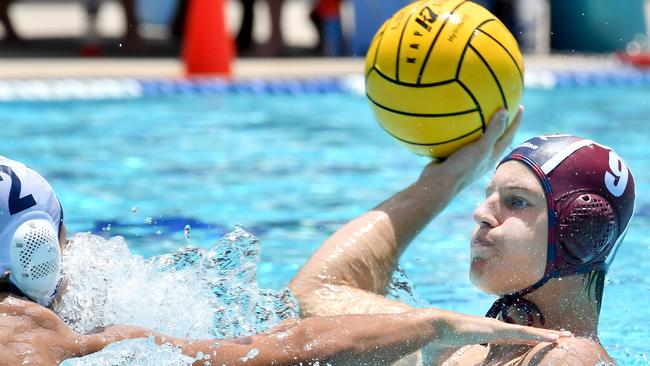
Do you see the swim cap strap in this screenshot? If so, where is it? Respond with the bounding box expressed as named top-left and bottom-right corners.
top-left (6, 280), bottom-right (28, 299)
top-left (486, 295), bottom-right (545, 326)
top-left (485, 274), bottom-right (551, 326)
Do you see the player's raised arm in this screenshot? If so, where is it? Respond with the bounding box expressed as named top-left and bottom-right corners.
top-left (289, 108), bottom-right (522, 318)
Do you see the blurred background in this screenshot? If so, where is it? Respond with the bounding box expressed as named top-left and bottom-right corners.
top-left (0, 0), bottom-right (648, 60)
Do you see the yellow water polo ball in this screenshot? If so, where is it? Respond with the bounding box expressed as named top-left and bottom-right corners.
top-left (364, 0), bottom-right (524, 158)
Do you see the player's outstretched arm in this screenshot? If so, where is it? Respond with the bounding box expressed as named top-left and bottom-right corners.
top-left (91, 308), bottom-right (570, 366)
top-left (2, 293), bottom-right (566, 366)
top-left (289, 108), bottom-right (523, 318)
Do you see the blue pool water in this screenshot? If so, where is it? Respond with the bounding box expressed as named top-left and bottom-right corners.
top-left (1, 85), bottom-right (649, 364)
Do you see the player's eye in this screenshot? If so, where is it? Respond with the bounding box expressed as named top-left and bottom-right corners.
top-left (508, 196), bottom-right (529, 209)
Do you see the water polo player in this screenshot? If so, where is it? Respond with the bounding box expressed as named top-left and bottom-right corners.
top-left (0, 147), bottom-right (569, 365)
top-left (291, 107), bottom-right (635, 365)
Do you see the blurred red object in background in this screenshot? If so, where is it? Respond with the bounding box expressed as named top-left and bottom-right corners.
top-left (183, 0), bottom-right (234, 76)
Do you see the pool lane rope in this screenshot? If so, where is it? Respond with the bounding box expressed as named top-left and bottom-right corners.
top-left (1, 70), bottom-right (650, 102)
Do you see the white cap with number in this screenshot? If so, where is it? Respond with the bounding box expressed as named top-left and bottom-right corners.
top-left (0, 156), bottom-right (63, 306)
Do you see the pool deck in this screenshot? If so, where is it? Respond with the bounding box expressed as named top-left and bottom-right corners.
top-left (0, 54), bottom-right (630, 79)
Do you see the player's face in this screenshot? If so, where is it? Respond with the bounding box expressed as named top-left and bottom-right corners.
top-left (58, 223), bottom-right (67, 251)
top-left (470, 161), bottom-right (548, 295)
top-left (52, 222), bottom-right (68, 305)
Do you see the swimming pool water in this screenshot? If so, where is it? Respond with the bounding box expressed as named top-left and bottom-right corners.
top-left (1, 86), bottom-right (649, 364)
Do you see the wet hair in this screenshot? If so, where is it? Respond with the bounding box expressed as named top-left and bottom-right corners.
top-left (584, 269), bottom-right (606, 315)
top-left (0, 271), bottom-right (10, 292)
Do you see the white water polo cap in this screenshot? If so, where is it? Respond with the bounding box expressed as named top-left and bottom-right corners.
top-left (0, 156), bottom-right (63, 306)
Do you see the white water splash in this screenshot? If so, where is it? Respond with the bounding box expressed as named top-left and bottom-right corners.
top-left (62, 338), bottom-right (195, 366)
top-left (56, 227), bottom-right (299, 365)
top-left (239, 348), bottom-right (260, 362)
top-left (386, 265), bottom-right (430, 308)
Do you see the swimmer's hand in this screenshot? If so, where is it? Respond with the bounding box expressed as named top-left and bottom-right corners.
top-left (431, 308), bottom-right (573, 347)
top-left (420, 106), bottom-right (523, 193)
top-left (0, 295), bottom-right (160, 365)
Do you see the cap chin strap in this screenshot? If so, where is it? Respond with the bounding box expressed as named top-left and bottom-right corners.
top-left (485, 275), bottom-right (550, 326)
top-left (485, 258), bottom-right (610, 327)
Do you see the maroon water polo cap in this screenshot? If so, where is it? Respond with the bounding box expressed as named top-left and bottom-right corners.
top-left (486, 134), bottom-right (636, 325)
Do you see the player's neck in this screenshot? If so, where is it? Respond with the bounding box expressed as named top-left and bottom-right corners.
top-left (520, 276), bottom-right (599, 338)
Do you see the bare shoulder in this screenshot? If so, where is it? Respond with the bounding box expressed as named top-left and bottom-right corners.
top-left (523, 337), bottom-right (616, 366)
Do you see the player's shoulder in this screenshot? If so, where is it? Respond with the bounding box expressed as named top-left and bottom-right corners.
top-left (523, 336), bottom-right (616, 366)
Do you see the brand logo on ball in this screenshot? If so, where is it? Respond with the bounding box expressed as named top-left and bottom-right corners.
top-left (415, 6), bottom-right (438, 32)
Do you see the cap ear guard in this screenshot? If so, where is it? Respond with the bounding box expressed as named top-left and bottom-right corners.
top-left (557, 193), bottom-right (618, 267)
top-left (8, 219), bottom-right (61, 306)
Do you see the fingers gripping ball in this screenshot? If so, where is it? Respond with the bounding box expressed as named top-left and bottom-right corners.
top-left (364, 0), bottom-right (524, 158)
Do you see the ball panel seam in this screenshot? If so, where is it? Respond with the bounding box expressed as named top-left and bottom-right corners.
top-left (365, 21), bottom-right (389, 80)
top-left (379, 122), bottom-right (483, 146)
top-left (476, 20), bottom-right (525, 76)
top-left (366, 69), bottom-right (475, 114)
top-left (456, 79), bottom-right (485, 132)
top-left (468, 44), bottom-right (508, 111)
top-left (395, 11), bottom-right (417, 83)
top-left (456, 18), bottom-right (497, 80)
top-left (368, 66), bottom-right (458, 88)
top-left (368, 23), bottom-right (390, 80)
top-left (417, 0), bottom-right (468, 85)
top-left (367, 93), bottom-right (478, 117)
top-left (476, 28), bottom-right (525, 89)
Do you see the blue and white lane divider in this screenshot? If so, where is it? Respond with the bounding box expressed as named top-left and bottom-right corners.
top-left (525, 69), bottom-right (650, 88)
top-left (0, 79), bottom-right (142, 101)
top-left (0, 69), bottom-right (649, 102)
